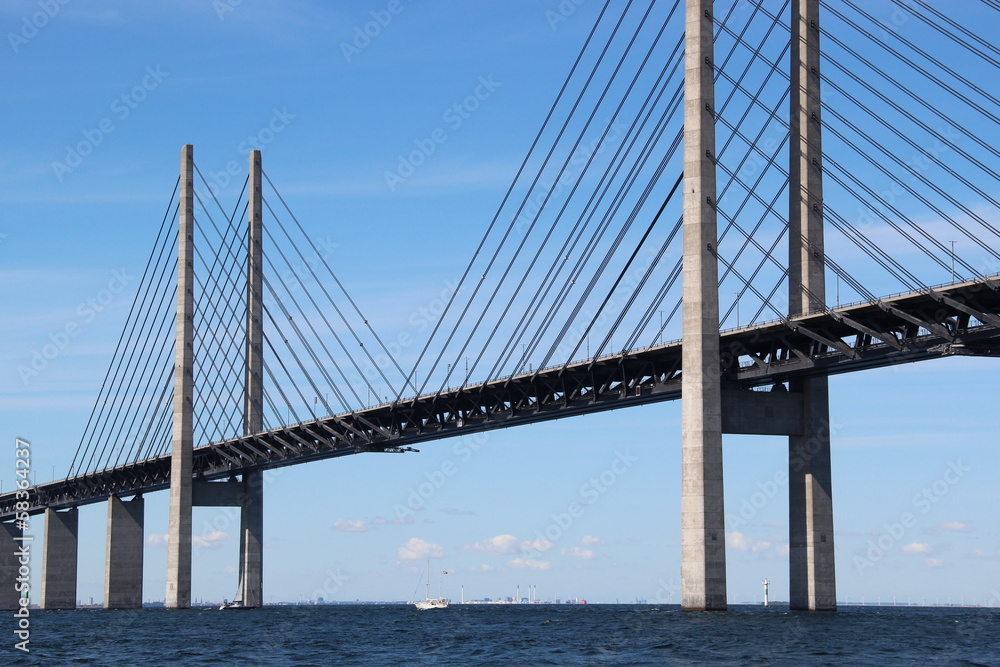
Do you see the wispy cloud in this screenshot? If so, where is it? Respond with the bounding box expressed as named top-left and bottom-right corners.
top-left (194, 531), bottom-right (232, 549)
top-left (507, 557), bottom-right (550, 571)
top-left (372, 516), bottom-right (414, 527)
top-left (921, 558), bottom-right (944, 570)
top-left (146, 530), bottom-right (232, 549)
top-left (728, 531), bottom-right (772, 553)
top-left (469, 564), bottom-right (495, 572)
top-left (464, 534), bottom-right (519, 555)
top-left (562, 547), bottom-right (596, 560)
top-left (332, 518), bottom-right (367, 532)
top-left (928, 522), bottom-right (972, 535)
top-left (463, 534), bottom-right (553, 555)
top-left (441, 508), bottom-right (476, 516)
top-left (580, 535), bottom-right (605, 547)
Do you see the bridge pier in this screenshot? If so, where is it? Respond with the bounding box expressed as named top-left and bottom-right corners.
top-left (789, 379), bottom-right (836, 610)
top-left (680, 0), bottom-right (727, 611)
top-left (237, 471), bottom-right (263, 607)
top-left (788, 0), bottom-right (836, 611)
top-left (192, 475), bottom-right (263, 607)
top-left (41, 507), bottom-right (78, 610)
top-left (0, 522), bottom-right (23, 611)
top-left (105, 496), bottom-right (144, 609)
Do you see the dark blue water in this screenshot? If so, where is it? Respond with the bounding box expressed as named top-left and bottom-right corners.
top-left (6, 604), bottom-right (999, 665)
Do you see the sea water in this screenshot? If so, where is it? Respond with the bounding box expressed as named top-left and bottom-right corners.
top-left (6, 603), bottom-right (998, 665)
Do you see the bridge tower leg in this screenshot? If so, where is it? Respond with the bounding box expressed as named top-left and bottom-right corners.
top-left (788, 0), bottom-right (836, 611)
top-left (40, 507), bottom-right (78, 609)
top-left (104, 496), bottom-right (144, 609)
top-left (0, 522), bottom-right (23, 611)
top-left (681, 0), bottom-right (727, 610)
top-left (166, 144), bottom-right (195, 609)
top-left (238, 149), bottom-right (265, 608)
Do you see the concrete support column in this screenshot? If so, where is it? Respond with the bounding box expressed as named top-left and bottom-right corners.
top-left (166, 144), bottom-right (195, 609)
top-left (41, 508), bottom-right (78, 610)
top-left (237, 149), bottom-right (264, 608)
top-left (105, 496), bottom-right (144, 609)
top-left (0, 522), bottom-right (23, 611)
top-left (789, 0), bottom-right (836, 611)
top-left (238, 471), bottom-right (263, 607)
top-left (789, 378), bottom-right (836, 610)
top-left (681, 0), bottom-right (727, 611)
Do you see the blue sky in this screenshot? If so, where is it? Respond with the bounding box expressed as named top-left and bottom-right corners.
top-left (2, 0), bottom-right (998, 607)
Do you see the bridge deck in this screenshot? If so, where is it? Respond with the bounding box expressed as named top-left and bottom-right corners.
top-left (4, 275), bottom-right (998, 520)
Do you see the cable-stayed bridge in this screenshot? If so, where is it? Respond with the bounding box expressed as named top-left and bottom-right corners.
top-left (2, 0), bottom-right (998, 612)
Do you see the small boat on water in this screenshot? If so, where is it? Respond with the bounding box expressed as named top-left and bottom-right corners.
top-left (219, 599), bottom-right (249, 610)
top-left (412, 560), bottom-right (449, 610)
top-left (220, 572), bottom-right (254, 610)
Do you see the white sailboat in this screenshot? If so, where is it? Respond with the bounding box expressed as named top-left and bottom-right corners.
top-left (412, 560), bottom-right (449, 610)
top-left (220, 565), bottom-right (251, 610)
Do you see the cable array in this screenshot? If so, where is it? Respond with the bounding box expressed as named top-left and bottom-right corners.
top-left (65, 2), bottom-right (1000, 478)
top-left (67, 182), bottom-right (180, 478)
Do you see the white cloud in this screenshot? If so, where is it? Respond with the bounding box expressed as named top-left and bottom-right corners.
top-left (464, 534), bottom-right (519, 554)
top-left (146, 533), bottom-right (167, 547)
top-left (562, 547), bottom-right (596, 560)
top-left (727, 531), bottom-right (772, 553)
top-left (922, 558), bottom-right (944, 569)
top-left (507, 558), bottom-right (551, 571)
top-left (580, 535), bottom-right (606, 547)
top-left (902, 543), bottom-right (931, 555)
top-left (332, 519), bottom-right (368, 532)
top-left (222, 566), bottom-right (238, 575)
top-left (193, 531), bottom-right (232, 549)
top-left (398, 538), bottom-right (445, 560)
top-left (521, 538), bottom-right (554, 553)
